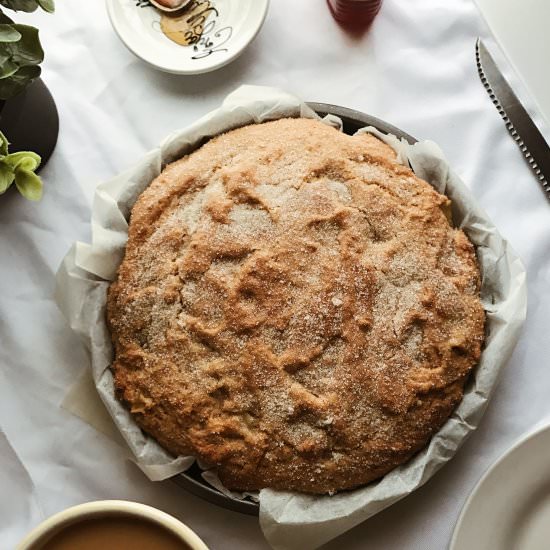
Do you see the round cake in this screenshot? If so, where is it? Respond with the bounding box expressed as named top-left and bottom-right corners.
top-left (107, 118), bottom-right (485, 494)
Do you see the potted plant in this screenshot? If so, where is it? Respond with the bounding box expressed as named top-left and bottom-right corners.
top-left (0, 0), bottom-right (58, 201)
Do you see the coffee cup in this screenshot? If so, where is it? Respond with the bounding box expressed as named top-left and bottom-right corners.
top-left (17, 500), bottom-right (209, 550)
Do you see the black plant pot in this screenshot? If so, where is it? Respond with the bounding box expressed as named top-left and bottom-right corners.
top-left (0, 77), bottom-right (59, 172)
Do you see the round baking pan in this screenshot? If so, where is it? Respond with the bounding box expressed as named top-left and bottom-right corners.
top-left (172, 103), bottom-right (418, 516)
top-left (309, 102), bottom-right (417, 144)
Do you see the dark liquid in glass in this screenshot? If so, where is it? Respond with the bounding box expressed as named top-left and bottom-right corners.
top-left (328, 0), bottom-right (383, 27)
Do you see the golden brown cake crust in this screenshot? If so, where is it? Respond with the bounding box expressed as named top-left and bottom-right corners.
top-left (107, 118), bottom-right (485, 494)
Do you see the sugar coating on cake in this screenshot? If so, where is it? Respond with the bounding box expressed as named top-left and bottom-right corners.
top-left (107, 118), bottom-right (485, 494)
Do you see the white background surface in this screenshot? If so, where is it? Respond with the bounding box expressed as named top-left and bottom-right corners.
top-left (1, 1), bottom-right (550, 549)
top-left (474, 0), bottom-right (550, 127)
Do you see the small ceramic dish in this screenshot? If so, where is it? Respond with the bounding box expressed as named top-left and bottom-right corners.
top-left (106, 0), bottom-right (269, 75)
top-left (451, 424), bottom-right (550, 550)
top-left (17, 500), bottom-right (209, 550)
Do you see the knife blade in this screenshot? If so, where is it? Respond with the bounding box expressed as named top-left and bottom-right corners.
top-left (476, 38), bottom-right (550, 199)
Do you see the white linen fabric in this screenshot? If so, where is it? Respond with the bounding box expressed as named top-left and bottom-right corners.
top-left (2, 1), bottom-right (549, 549)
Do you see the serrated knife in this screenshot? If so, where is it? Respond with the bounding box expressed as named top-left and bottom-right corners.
top-left (476, 38), bottom-right (550, 199)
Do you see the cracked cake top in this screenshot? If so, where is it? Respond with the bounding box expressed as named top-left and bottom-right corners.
top-left (107, 118), bottom-right (485, 494)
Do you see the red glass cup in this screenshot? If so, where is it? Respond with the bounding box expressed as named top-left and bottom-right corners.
top-left (328, 0), bottom-right (383, 27)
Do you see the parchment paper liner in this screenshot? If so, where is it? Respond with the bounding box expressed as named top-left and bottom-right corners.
top-left (56, 85), bottom-right (527, 549)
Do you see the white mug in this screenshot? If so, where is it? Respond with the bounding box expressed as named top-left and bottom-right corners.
top-left (17, 500), bottom-right (209, 550)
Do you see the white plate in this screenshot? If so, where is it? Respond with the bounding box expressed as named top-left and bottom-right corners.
top-left (451, 424), bottom-right (550, 550)
top-left (106, 0), bottom-right (269, 74)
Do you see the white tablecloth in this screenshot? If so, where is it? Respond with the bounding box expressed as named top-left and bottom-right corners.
top-left (2, 1), bottom-right (549, 548)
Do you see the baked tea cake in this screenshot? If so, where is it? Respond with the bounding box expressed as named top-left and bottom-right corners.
top-left (107, 118), bottom-right (485, 494)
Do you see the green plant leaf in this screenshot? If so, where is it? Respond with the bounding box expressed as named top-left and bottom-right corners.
top-left (0, 159), bottom-right (14, 193)
top-left (0, 50), bottom-right (19, 78)
top-left (37, 0), bottom-right (53, 13)
top-left (0, 23), bottom-right (43, 98)
top-left (0, 1), bottom-right (39, 13)
top-left (5, 150), bottom-right (41, 171)
top-left (0, 130), bottom-right (9, 155)
top-left (0, 23), bottom-right (20, 41)
top-left (0, 63), bottom-right (39, 98)
top-left (14, 167), bottom-right (42, 200)
top-left (8, 24), bottom-right (43, 65)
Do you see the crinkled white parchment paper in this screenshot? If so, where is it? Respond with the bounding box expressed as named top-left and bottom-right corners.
top-left (55, 85), bottom-right (527, 550)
